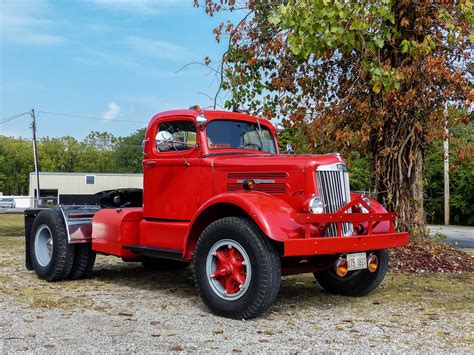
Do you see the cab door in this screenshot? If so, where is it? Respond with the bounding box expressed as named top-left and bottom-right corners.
top-left (143, 116), bottom-right (202, 221)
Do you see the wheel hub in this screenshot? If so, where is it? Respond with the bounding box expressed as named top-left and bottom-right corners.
top-left (34, 225), bottom-right (54, 267)
top-left (206, 239), bottom-right (251, 300)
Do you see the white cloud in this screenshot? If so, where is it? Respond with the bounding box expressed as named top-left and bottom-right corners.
top-left (0, 0), bottom-right (66, 45)
top-left (121, 36), bottom-right (197, 62)
top-left (102, 101), bottom-right (120, 120)
top-left (88, 0), bottom-right (189, 15)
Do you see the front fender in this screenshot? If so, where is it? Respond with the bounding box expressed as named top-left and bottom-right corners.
top-left (351, 193), bottom-right (391, 233)
top-left (183, 192), bottom-right (303, 256)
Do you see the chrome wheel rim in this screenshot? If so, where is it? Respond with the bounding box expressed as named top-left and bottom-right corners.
top-left (34, 225), bottom-right (53, 267)
top-left (206, 239), bottom-right (252, 301)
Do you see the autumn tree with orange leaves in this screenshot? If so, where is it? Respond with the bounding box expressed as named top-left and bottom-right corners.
top-left (196, 0), bottom-right (473, 238)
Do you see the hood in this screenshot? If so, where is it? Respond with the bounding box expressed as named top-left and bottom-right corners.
top-left (208, 153), bottom-right (345, 171)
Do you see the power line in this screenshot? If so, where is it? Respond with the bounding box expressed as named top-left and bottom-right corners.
top-left (0, 111), bottom-right (30, 124)
top-left (38, 110), bottom-right (148, 124)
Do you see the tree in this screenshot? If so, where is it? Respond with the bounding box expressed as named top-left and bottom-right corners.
top-left (79, 132), bottom-right (117, 173)
top-left (113, 128), bottom-right (146, 173)
top-left (197, 0), bottom-right (473, 235)
top-left (0, 137), bottom-right (33, 195)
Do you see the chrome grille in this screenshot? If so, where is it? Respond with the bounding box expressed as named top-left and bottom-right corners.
top-left (315, 164), bottom-right (353, 236)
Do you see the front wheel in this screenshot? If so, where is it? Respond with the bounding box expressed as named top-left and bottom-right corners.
top-left (314, 249), bottom-right (389, 296)
top-left (193, 217), bottom-right (281, 319)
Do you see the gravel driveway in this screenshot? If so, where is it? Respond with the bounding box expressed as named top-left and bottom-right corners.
top-left (1, 235), bottom-right (473, 352)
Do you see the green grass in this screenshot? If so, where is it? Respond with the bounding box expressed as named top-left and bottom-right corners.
top-left (0, 214), bottom-right (24, 237)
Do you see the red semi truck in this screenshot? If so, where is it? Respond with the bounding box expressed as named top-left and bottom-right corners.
top-left (25, 108), bottom-right (409, 319)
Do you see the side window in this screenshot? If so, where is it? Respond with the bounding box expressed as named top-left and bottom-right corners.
top-left (156, 120), bottom-right (197, 152)
top-left (85, 175), bottom-right (95, 184)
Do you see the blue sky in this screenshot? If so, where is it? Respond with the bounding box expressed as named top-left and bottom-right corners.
top-left (0, 0), bottom-right (241, 139)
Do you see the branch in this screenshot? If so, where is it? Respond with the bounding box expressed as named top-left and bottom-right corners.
top-left (213, 9), bottom-right (255, 109)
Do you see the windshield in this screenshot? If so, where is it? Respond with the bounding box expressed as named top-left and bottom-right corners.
top-left (206, 120), bottom-right (276, 153)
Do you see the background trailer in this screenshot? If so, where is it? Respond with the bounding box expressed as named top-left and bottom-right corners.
top-left (29, 172), bottom-right (143, 206)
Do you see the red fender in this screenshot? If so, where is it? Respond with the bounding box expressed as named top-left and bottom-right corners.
top-left (182, 191), bottom-right (303, 259)
top-left (351, 193), bottom-right (391, 233)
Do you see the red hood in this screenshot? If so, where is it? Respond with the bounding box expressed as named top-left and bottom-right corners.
top-left (207, 153), bottom-right (345, 171)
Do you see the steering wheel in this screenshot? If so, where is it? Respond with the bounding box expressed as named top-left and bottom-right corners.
top-left (238, 143), bottom-right (262, 150)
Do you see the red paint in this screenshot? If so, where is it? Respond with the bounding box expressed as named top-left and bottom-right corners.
top-left (212, 246), bottom-right (247, 294)
top-left (92, 208), bottom-right (142, 258)
top-left (91, 109), bottom-right (409, 271)
top-left (139, 219), bottom-right (187, 251)
top-left (284, 232), bottom-right (410, 256)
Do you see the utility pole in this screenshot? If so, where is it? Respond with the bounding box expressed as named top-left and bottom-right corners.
top-left (444, 116), bottom-right (449, 225)
top-left (31, 109), bottom-right (41, 208)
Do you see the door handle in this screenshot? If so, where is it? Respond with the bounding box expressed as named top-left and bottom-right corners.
top-left (144, 161), bottom-right (156, 167)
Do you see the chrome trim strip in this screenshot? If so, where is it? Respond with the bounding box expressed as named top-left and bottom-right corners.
top-left (235, 179), bottom-right (276, 184)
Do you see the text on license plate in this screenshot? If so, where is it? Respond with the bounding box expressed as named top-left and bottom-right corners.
top-left (347, 252), bottom-right (367, 271)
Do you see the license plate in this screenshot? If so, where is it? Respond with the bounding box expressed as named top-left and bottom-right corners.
top-left (347, 252), bottom-right (367, 271)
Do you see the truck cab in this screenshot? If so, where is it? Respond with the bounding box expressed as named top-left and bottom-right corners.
top-left (25, 108), bottom-right (409, 319)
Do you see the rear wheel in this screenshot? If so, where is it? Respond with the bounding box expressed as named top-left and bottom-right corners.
top-left (193, 217), bottom-right (281, 319)
top-left (30, 208), bottom-right (75, 282)
top-left (314, 249), bottom-right (389, 296)
top-left (69, 243), bottom-right (96, 280)
top-left (141, 257), bottom-right (189, 271)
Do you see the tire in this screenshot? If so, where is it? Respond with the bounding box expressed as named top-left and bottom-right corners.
top-left (69, 243), bottom-right (96, 280)
top-left (193, 217), bottom-right (281, 319)
top-left (30, 208), bottom-right (75, 282)
top-left (141, 257), bottom-right (189, 271)
top-left (314, 249), bottom-right (389, 297)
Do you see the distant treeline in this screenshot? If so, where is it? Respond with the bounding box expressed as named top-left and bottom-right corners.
top-left (1, 123), bottom-right (472, 225)
top-left (0, 128), bottom-right (145, 196)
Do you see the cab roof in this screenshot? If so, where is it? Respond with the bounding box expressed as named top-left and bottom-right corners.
top-left (148, 109), bottom-right (274, 129)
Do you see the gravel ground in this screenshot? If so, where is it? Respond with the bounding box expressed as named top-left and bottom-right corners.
top-left (1, 235), bottom-right (473, 352)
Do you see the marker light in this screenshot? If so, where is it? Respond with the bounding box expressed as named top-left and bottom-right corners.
top-left (335, 258), bottom-right (348, 277)
top-left (309, 196), bottom-right (324, 214)
top-left (243, 179), bottom-right (255, 190)
top-left (368, 254), bottom-right (378, 272)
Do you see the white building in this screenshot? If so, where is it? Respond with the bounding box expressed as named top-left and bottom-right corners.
top-left (29, 172), bottom-right (143, 206)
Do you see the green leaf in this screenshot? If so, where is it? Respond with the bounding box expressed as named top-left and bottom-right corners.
top-left (268, 14), bottom-right (281, 25)
top-left (375, 38), bottom-right (385, 48)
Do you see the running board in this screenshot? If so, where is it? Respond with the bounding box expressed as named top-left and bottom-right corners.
top-left (123, 245), bottom-right (183, 261)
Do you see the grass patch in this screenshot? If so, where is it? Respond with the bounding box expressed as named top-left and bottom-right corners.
top-left (0, 214), bottom-right (24, 237)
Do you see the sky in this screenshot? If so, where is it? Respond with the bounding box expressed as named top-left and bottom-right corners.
top-left (0, 0), bottom-right (242, 139)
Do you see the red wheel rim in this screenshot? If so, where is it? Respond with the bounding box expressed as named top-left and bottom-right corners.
top-left (206, 239), bottom-right (251, 300)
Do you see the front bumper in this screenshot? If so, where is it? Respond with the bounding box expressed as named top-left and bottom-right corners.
top-left (283, 196), bottom-right (409, 257)
top-left (284, 231), bottom-right (409, 257)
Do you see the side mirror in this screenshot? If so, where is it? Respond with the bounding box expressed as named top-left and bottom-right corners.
top-left (196, 113), bottom-right (208, 128)
top-left (155, 130), bottom-right (173, 152)
top-left (274, 123), bottom-right (285, 134)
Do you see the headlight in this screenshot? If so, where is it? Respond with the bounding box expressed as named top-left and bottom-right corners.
top-left (360, 197), bottom-right (372, 213)
top-left (309, 196), bottom-right (324, 214)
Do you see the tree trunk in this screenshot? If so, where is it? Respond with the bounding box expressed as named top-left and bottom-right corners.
top-left (372, 126), bottom-right (426, 237)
